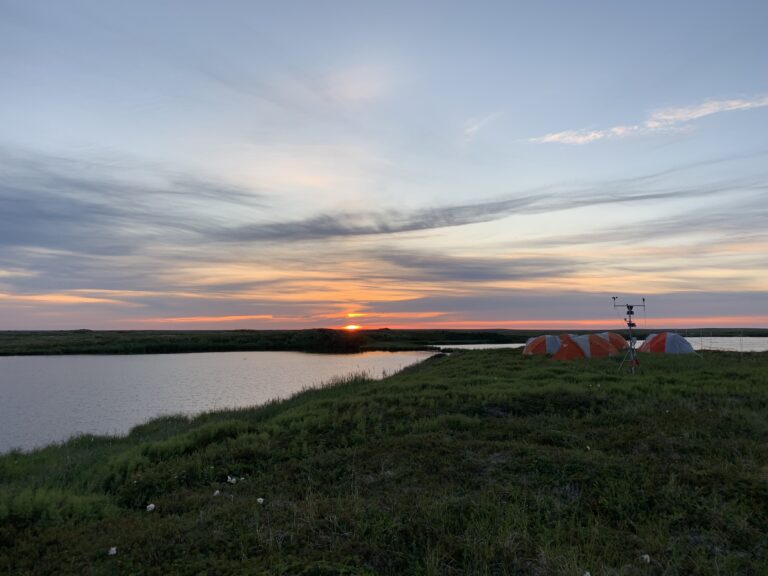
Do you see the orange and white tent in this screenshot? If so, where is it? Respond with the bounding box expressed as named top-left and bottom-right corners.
top-left (551, 334), bottom-right (586, 361)
top-left (551, 333), bottom-right (621, 361)
top-left (525, 333), bottom-right (623, 360)
top-left (595, 332), bottom-right (629, 351)
top-left (638, 332), bottom-right (695, 354)
top-left (523, 334), bottom-right (563, 356)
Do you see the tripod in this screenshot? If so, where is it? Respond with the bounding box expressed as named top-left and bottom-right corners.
top-left (613, 297), bottom-right (645, 374)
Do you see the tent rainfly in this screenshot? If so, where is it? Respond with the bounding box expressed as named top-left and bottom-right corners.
top-left (552, 333), bottom-right (621, 361)
top-left (638, 332), bottom-right (695, 354)
top-left (595, 331), bottom-right (629, 351)
top-left (523, 334), bottom-right (563, 356)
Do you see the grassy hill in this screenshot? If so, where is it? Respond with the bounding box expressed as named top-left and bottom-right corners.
top-left (2, 349), bottom-right (767, 574)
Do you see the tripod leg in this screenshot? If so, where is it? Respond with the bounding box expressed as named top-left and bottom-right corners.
top-left (619, 345), bottom-right (640, 374)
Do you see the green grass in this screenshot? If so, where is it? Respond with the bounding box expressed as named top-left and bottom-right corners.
top-left (2, 350), bottom-right (767, 575)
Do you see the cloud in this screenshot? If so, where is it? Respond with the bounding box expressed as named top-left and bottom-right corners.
top-left (133, 314), bottom-right (275, 324)
top-left (528, 187), bottom-right (768, 247)
top-left (377, 251), bottom-right (577, 283)
top-left (531, 96), bottom-right (768, 145)
top-left (369, 289), bottom-right (768, 323)
top-left (463, 113), bottom-right (500, 139)
top-left (0, 291), bottom-right (137, 306)
top-left (1, 147), bottom-right (764, 330)
top-left (216, 199), bottom-right (535, 242)
top-left (322, 67), bottom-right (391, 104)
top-left (0, 147), bottom-right (266, 254)
top-left (4, 147), bottom-right (760, 258)
top-left (216, 178), bottom-right (743, 242)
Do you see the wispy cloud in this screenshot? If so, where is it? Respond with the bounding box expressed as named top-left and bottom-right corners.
top-left (370, 289), bottom-right (768, 322)
top-left (463, 113), bottom-right (500, 140)
top-left (0, 147), bottom-right (266, 255)
top-left (527, 188), bottom-right (768, 248)
top-left (133, 314), bottom-right (275, 324)
top-left (216, 179), bottom-right (744, 242)
top-left (2, 147), bottom-right (765, 329)
top-left (377, 250), bottom-right (577, 283)
top-left (0, 291), bottom-right (138, 306)
top-left (322, 67), bottom-right (391, 104)
top-left (531, 96), bottom-right (768, 145)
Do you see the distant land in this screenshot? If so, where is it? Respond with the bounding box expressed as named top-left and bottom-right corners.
top-left (1, 328), bottom-right (767, 356)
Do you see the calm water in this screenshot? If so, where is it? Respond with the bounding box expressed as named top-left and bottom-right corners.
top-left (0, 350), bottom-right (433, 453)
top-left (438, 343), bottom-right (526, 350)
top-left (685, 336), bottom-right (768, 352)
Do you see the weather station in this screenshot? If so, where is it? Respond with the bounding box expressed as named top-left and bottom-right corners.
top-left (612, 296), bottom-right (646, 374)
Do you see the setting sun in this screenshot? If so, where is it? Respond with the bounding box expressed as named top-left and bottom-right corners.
top-left (343, 324), bottom-right (362, 331)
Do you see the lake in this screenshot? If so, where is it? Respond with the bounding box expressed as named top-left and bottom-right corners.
top-left (0, 350), bottom-right (433, 453)
top-left (438, 343), bottom-right (526, 350)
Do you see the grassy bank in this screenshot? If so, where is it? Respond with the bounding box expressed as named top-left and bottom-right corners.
top-left (2, 328), bottom-right (767, 356)
top-left (2, 349), bottom-right (767, 574)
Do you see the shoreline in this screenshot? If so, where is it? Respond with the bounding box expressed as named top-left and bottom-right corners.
top-left (2, 349), bottom-right (767, 573)
top-left (2, 327), bottom-right (767, 356)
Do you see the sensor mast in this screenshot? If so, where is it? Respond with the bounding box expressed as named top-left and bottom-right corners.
top-left (612, 296), bottom-right (646, 374)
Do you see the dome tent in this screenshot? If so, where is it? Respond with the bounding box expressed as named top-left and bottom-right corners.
top-left (574, 334), bottom-right (621, 358)
top-left (595, 332), bottom-right (629, 351)
top-left (638, 332), bottom-right (695, 354)
top-left (523, 334), bottom-right (562, 356)
top-left (552, 334), bottom-right (619, 360)
top-left (551, 333), bottom-right (620, 361)
top-left (524, 333), bottom-right (623, 360)
top-left (551, 334), bottom-right (585, 361)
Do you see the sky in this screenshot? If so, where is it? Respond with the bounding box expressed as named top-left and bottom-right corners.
top-left (1, 0), bottom-right (767, 330)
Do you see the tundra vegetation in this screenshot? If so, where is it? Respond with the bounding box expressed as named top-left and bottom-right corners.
top-left (1, 328), bottom-right (766, 356)
top-left (1, 349), bottom-right (767, 575)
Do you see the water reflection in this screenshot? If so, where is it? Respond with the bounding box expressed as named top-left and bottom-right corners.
top-left (0, 350), bottom-right (433, 453)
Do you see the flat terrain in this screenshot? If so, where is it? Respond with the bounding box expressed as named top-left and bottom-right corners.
top-left (2, 328), bottom-right (766, 356)
top-left (0, 329), bottom-right (520, 355)
top-left (2, 349), bottom-right (767, 574)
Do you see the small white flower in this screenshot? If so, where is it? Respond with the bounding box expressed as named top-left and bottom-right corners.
top-left (227, 475), bottom-right (237, 484)
top-left (640, 553), bottom-right (651, 563)
top-left (256, 497), bottom-right (264, 505)
top-left (108, 546), bottom-right (117, 556)
top-left (146, 503), bottom-right (156, 512)
top-left (586, 445), bottom-right (591, 451)
top-left (240, 476), bottom-right (245, 481)
top-left (583, 572), bottom-right (591, 576)
top-left (213, 490), bottom-right (220, 497)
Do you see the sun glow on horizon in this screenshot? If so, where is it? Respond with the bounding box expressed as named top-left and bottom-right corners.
top-left (343, 324), bottom-right (362, 331)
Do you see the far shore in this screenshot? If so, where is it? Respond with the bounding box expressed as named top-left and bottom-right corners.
top-left (1, 327), bottom-right (767, 356)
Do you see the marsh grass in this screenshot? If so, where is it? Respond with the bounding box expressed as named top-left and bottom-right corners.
top-left (1, 350), bottom-right (767, 574)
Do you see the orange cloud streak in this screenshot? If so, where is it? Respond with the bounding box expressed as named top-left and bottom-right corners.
top-left (134, 314), bottom-right (274, 324)
top-left (0, 292), bottom-right (135, 306)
